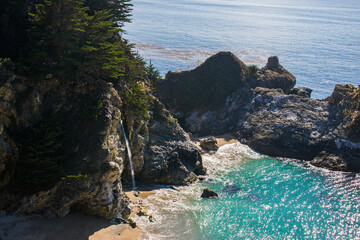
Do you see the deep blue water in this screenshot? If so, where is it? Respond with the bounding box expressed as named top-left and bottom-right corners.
top-left (124, 0), bottom-right (360, 99)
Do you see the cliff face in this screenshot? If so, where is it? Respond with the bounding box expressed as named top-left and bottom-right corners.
top-left (0, 70), bottom-right (204, 218)
top-left (156, 52), bottom-right (360, 172)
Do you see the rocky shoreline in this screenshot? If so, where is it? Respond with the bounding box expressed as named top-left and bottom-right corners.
top-left (157, 52), bottom-right (360, 172)
top-left (0, 136), bottom-right (235, 240)
top-left (1, 50), bottom-right (359, 239)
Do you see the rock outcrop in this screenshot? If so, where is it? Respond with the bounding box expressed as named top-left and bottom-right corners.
top-left (250, 56), bottom-right (296, 93)
top-left (0, 69), bottom-right (204, 217)
top-left (156, 52), bottom-right (296, 136)
top-left (156, 51), bottom-right (250, 121)
top-left (157, 52), bottom-right (360, 172)
top-left (201, 188), bottom-right (219, 199)
top-left (199, 137), bottom-right (219, 151)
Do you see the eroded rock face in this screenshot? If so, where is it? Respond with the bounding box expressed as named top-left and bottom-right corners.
top-left (0, 72), bottom-right (205, 217)
top-left (237, 87), bottom-right (331, 160)
top-left (200, 137), bottom-right (219, 151)
top-left (251, 56), bottom-right (296, 93)
top-left (156, 54), bottom-right (297, 136)
top-left (0, 77), bottom-right (131, 218)
top-left (140, 99), bottom-right (205, 185)
top-left (236, 85), bottom-right (360, 172)
top-left (157, 52), bottom-right (360, 172)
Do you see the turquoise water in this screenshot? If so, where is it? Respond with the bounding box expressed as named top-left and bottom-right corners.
top-left (125, 1), bottom-right (360, 238)
top-left (124, 0), bottom-right (360, 99)
top-left (196, 158), bottom-right (360, 239)
top-left (134, 143), bottom-right (360, 239)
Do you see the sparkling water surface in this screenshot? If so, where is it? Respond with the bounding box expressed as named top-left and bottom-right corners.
top-left (124, 0), bottom-right (360, 99)
top-left (134, 143), bottom-right (360, 239)
top-left (125, 1), bottom-right (360, 238)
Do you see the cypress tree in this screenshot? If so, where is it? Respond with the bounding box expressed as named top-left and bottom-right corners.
top-left (28, 0), bottom-right (125, 81)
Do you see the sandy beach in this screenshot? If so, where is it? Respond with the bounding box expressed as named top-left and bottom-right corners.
top-left (193, 133), bottom-right (238, 148)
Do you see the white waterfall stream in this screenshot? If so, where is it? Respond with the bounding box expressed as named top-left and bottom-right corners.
top-left (120, 119), bottom-right (136, 190)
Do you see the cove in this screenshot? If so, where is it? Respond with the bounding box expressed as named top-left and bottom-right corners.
top-left (134, 143), bottom-right (360, 239)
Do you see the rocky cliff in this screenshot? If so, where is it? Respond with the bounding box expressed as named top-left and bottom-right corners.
top-left (0, 66), bottom-right (205, 218)
top-left (156, 52), bottom-right (360, 172)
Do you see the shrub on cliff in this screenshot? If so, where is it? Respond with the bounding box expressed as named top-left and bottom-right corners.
top-left (247, 64), bottom-right (259, 78)
top-left (13, 114), bottom-right (69, 194)
top-left (124, 82), bottom-right (152, 120)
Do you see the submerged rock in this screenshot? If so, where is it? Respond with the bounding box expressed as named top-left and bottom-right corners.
top-left (246, 193), bottom-right (260, 201)
top-left (201, 188), bottom-right (219, 199)
top-left (222, 184), bottom-right (241, 194)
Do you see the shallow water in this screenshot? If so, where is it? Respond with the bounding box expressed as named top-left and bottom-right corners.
top-left (124, 0), bottom-right (360, 99)
top-left (133, 143), bottom-right (360, 239)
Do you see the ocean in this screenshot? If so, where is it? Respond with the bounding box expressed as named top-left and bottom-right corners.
top-left (124, 0), bottom-right (360, 239)
top-left (124, 0), bottom-right (360, 99)
top-left (133, 143), bottom-right (360, 239)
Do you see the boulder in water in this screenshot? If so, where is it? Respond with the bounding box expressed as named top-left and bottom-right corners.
top-left (201, 188), bottom-right (219, 199)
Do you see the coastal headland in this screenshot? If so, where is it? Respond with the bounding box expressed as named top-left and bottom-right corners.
top-left (1, 51), bottom-right (359, 239)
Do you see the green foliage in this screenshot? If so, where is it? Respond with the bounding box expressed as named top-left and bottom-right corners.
top-left (146, 61), bottom-right (162, 91)
top-left (247, 64), bottom-right (259, 78)
top-left (124, 82), bottom-right (151, 119)
top-left (61, 174), bottom-right (88, 185)
top-left (80, 96), bottom-right (103, 120)
top-left (85, 0), bottom-right (132, 29)
top-left (14, 114), bottom-right (68, 193)
top-left (28, 0), bottom-right (125, 81)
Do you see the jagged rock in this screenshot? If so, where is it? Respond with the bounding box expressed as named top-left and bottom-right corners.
top-left (266, 56), bottom-right (280, 70)
top-left (201, 188), bottom-right (219, 199)
top-left (157, 52), bottom-right (360, 172)
top-left (157, 51), bottom-right (250, 121)
top-left (237, 87), bottom-right (331, 160)
top-left (199, 137), bottom-right (219, 150)
top-left (289, 87), bottom-right (312, 98)
top-left (139, 99), bottom-right (206, 185)
top-left (156, 53), bottom-right (297, 136)
top-left (327, 84), bottom-right (356, 105)
top-left (311, 151), bottom-right (347, 171)
top-left (236, 85), bottom-right (360, 171)
top-left (252, 56), bottom-right (296, 93)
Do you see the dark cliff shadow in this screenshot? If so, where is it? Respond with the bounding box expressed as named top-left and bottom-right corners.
top-left (0, 211), bottom-right (113, 240)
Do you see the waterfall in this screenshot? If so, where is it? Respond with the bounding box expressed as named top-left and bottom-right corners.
top-left (120, 119), bottom-right (136, 190)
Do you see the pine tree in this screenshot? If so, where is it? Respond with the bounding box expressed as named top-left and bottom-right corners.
top-left (29, 0), bottom-right (125, 81)
top-left (84, 0), bottom-right (132, 29)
